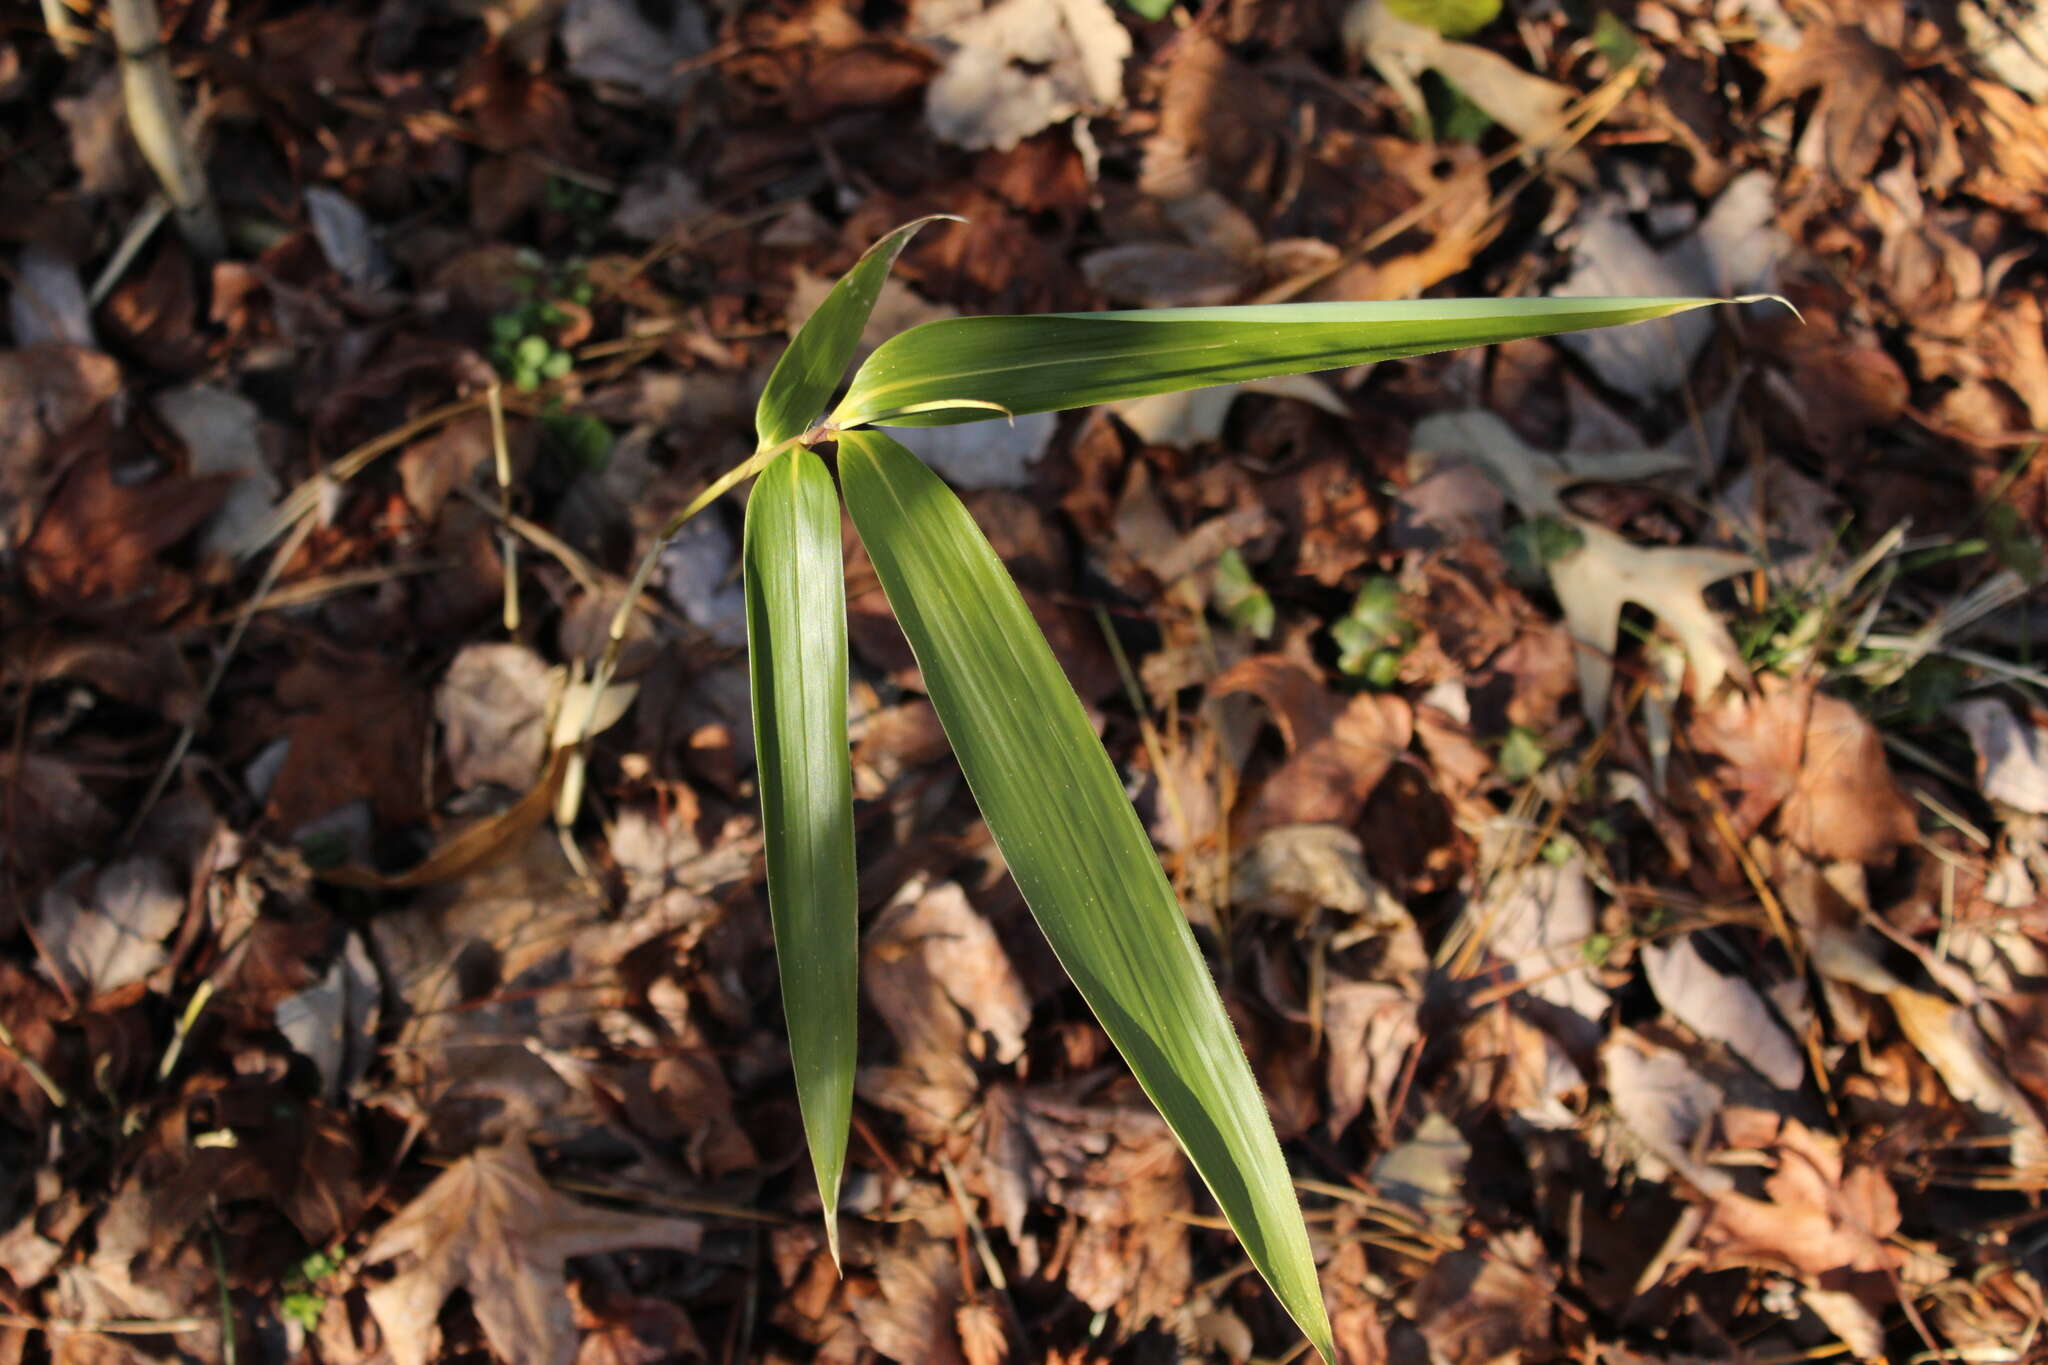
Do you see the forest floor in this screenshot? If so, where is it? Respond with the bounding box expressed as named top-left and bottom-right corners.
top-left (4, 0), bottom-right (2048, 1362)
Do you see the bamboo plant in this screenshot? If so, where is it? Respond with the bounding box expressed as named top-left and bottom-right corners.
top-left (726, 217), bottom-right (1735, 1361)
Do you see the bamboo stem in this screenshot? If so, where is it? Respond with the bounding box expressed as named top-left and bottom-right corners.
top-left (106, 0), bottom-right (223, 259)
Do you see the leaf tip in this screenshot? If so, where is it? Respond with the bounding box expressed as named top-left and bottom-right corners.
top-left (1730, 292), bottom-right (1802, 323)
top-left (822, 1209), bottom-right (844, 1275)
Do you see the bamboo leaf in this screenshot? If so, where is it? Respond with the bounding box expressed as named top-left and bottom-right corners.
top-left (743, 447), bottom-right (858, 1265)
top-left (754, 216), bottom-right (957, 446)
top-left (836, 428), bottom-right (1335, 1361)
top-left (833, 296), bottom-right (1734, 427)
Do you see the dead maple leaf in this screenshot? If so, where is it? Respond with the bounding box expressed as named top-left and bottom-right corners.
top-left (1212, 655), bottom-right (1411, 838)
top-left (362, 1139), bottom-right (701, 1365)
top-left (1699, 1112), bottom-right (1901, 1281)
top-left (1693, 677), bottom-right (1918, 865)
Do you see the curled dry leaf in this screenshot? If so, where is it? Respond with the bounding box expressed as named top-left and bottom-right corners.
top-left (362, 1139), bottom-right (702, 1365)
top-left (1322, 978), bottom-right (1421, 1137)
top-left (979, 1087), bottom-right (1193, 1331)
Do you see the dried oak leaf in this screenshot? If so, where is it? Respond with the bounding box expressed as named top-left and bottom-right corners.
top-left (1699, 1111), bottom-right (1901, 1280)
top-left (1212, 655), bottom-right (1411, 838)
top-left (1692, 677), bottom-right (1918, 865)
top-left (362, 1139), bottom-right (701, 1365)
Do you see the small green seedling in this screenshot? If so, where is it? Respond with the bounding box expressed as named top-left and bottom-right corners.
top-left (1331, 574), bottom-right (1416, 685)
top-left (279, 1246), bottom-right (341, 1333)
top-left (1388, 0), bottom-right (1501, 37)
top-left (488, 262), bottom-right (594, 391)
top-left (1499, 724), bottom-right (1549, 783)
top-left (543, 176), bottom-right (611, 250)
top-left (1213, 548), bottom-right (1276, 639)
top-left (583, 216), bottom-right (1743, 1360)
top-left (1504, 513), bottom-right (1588, 590)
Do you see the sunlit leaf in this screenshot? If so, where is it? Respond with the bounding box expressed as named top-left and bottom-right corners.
top-left (743, 447), bottom-right (858, 1264)
top-left (837, 427), bottom-right (1335, 1361)
top-left (755, 215), bottom-right (956, 447)
top-left (834, 296), bottom-right (1730, 428)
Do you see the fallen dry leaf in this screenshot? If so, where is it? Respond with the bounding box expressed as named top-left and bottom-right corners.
top-left (1952, 696), bottom-right (2048, 816)
top-left (1323, 978), bottom-right (1421, 1137)
top-left (1641, 934), bottom-right (1806, 1090)
top-left (848, 1238), bottom-right (966, 1365)
top-left (1756, 11), bottom-right (1958, 189)
top-left (36, 856), bottom-right (183, 1000)
top-left (918, 0), bottom-right (1129, 152)
top-left (19, 447), bottom-right (228, 620)
top-left (363, 1139), bottom-right (701, 1365)
top-left (1410, 1227), bottom-right (1558, 1365)
top-left (863, 879), bottom-right (1032, 1128)
top-left (1545, 521), bottom-right (1752, 727)
top-left (1699, 1112), bottom-right (1901, 1280)
top-left (1693, 678), bottom-right (1919, 865)
top-left (1212, 655), bottom-right (1412, 838)
top-left (437, 643), bottom-right (555, 792)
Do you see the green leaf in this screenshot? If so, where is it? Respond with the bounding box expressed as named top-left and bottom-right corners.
top-left (1121, 0), bottom-right (1176, 15)
top-left (837, 429), bottom-right (1334, 1362)
top-left (754, 216), bottom-right (957, 447)
top-left (1387, 0), bottom-right (1501, 37)
top-left (743, 447), bottom-right (859, 1266)
top-left (834, 297), bottom-right (1730, 429)
top-left (1213, 547), bottom-right (1275, 639)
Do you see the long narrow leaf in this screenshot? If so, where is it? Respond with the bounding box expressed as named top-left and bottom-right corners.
top-left (833, 296), bottom-right (1728, 427)
top-left (754, 215), bottom-right (956, 446)
top-left (837, 428), bottom-right (1335, 1361)
top-left (743, 447), bottom-right (858, 1265)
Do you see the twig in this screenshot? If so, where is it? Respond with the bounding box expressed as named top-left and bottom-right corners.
top-left (88, 193), bottom-right (171, 306)
top-left (0, 1017), bottom-right (67, 1109)
top-left (107, 0), bottom-right (223, 258)
top-left (40, 0), bottom-right (88, 57)
top-left (125, 514), bottom-right (315, 841)
top-left (486, 382), bottom-right (520, 633)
